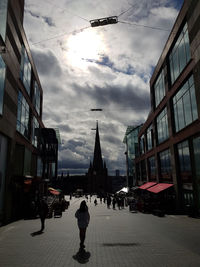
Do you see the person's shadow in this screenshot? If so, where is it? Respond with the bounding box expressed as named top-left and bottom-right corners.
top-left (30, 230), bottom-right (44, 237)
top-left (73, 247), bottom-right (91, 264)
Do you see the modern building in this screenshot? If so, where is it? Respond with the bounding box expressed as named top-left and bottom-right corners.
top-left (87, 121), bottom-right (109, 194)
top-left (123, 125), bottom-right (142, 189)
top-left (135, 0), bottom-right (200, 214)
top-left (0, 0), bottom-right (58, 225)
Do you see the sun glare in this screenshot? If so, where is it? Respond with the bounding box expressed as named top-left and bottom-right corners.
top-left (65, 30), bottom-right (106, 68)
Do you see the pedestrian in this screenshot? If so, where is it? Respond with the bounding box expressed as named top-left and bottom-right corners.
top-left (94, 198), bottom-right (97, 206)
top-left (38, 198), bottom-right (49, 232)
top-left (75, 200), bottom-right (90, 249)
top-left (112, 197), bottom-right (116, 209)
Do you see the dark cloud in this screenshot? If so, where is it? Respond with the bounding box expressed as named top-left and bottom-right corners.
top-left (31, 49), bottom-right (63, 77)
top-left (42, 16), bottom-right (55, 27)
top-left (60, 158), bottom-right (89, 169)
top-left (73, 83), bottom-right (150, 112)
top-left (103, 135), bottom-right (122, 145)
top-left (58, 124), bottom-right (73, 133)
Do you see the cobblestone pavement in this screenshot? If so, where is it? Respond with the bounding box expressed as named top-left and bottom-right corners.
top-left (0, 196), bottom-right (200, 267)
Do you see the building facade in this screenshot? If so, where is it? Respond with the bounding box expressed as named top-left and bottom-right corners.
top-left (135, 0), bottom-right (200, 214)
top-left (123, 125), bottom-right (142, 189)
top-left (0, 0), bottom-right (58, 224)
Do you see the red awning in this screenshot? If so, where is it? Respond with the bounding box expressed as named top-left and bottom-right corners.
top-left (139, 182), bottom-right (157, 190)
top-left (147, 183), bottom-right (173, 193)
top-left (49, 189), bottom-right (60, 195)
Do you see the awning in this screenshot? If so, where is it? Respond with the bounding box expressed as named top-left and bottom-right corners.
top-left (139, 182), bottom-right (157, 190)
top-left (48, 187), bottom-right (61, 195)
top-left (147, 183), bottom-right (173, 193)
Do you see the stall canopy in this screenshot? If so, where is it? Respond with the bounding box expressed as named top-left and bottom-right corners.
top-left (139, 182), bottom-right (157, 190)
top-left (147, 183), bottom-right (173, 193)
top-left (48, 187), bottom-right (61, 195)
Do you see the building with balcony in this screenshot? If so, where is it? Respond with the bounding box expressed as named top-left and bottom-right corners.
top-left (135, 0), bottom-right (200, 214)
top-left (0, 0), bottom-right (58, 224)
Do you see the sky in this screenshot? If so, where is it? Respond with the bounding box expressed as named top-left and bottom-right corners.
top-left (23, 0), bottom-right (184, 176)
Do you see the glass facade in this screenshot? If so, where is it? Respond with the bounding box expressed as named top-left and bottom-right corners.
top-left (154, 69), bottom-right (165, 107)
top-left (159, 149), bottom-right (171, 175)
top-left (148, 156), bottom-right (156, 178)
top-left (141, 160), bottom-right (146, 180)
top-left (139, 134), bottom-right (145, 154)
top-left (37, 157), bottom-right (43, 177)
top-left (33, 80), bottom-right (41, 115)
top-left (169, 23), bottom-right (191, 84)
top-left (0, 0), bottom-right (8, 41)
top-left (0, 56), bottom-right (6, 115)
top-left (177, 140), bottom-right (191, 173)
top-left (156, 107), bottom-right (169, 144)
top-left (173, 75), bottom-right (198, 132)
top-left (20, 45), bottom-right (31, 95)
top-left (146, 124), bottom-right (153, 151)
top-left (32, 117), bottom-right (39, 147)
top-left (17, 91), bottom-right (30, 139)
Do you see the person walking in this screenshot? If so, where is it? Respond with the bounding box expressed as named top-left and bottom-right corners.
top-left (38, 198), bottom-right (49, 232)
top-left (75, 200), bottom-right (90, 249)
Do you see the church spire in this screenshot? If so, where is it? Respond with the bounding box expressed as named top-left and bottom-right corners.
top-left (93, 121), bottom-right (103, 173)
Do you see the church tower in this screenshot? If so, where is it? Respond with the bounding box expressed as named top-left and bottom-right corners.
top-left (87, 121), bottom-right (108, 194)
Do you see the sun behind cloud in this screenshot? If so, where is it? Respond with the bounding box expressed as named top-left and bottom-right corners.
top-left (65, 29), bottom-right (106, 68)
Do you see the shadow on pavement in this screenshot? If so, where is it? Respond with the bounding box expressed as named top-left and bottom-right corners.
top-left (30, 230), bottom-right (44, 237)
top-left (73, 248), bottom-right (91, 264)
top-left (102, 242), bottom-right (140, 247)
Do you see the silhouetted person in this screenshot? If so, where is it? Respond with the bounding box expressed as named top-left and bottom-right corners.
top-left (107, 195), bottom-right (111, 208)
top-left (94, 199), bottom-right (97, 206)
top-left (112, 197), bottom-right (116, 209)
top-left (38, 198), bottom-right (49, 232)
top-left (75, 201), bottom-right (90, 249)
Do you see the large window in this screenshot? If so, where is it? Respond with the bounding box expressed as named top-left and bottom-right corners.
top-left (32, 117), bottom-right (39, 147)
top-left (154, 69), bottom-right (165, 107)
top-left (177, 140), bottom-right (191, 172)
top-left (20, 45), bottom-right (31, 95)
top-left (148, 156), bottom-right (156, 179)
top-left (0, 0), bottom-right (8, 41)
top-left (139, 134), bottom-right (145, 155)
top-left (156, 107), bottom-right (169, 144)
top-left (169, 23), bottom-right (191, 84)
top-left (17, 91), bottom-right (30, 139)
top-left (33, 80), bottom-right (41, 115)
top-left (173, 75), bottom-right (198, 132)
top-left (146, 124), bottom-right (153, 151)
top-left (159, 149), bottom-right (171, 175)
top-left (0, 56), bottom-right (6, 115)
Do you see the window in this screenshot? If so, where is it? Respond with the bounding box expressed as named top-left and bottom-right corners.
top-left (139, 134), bottom-right (145, 154)
top-left (146, 124), bottom-right (153, 151)
top-left (173, 76), bottom-right (198, 132)
top-left (177, 140), bottom-right (191, 172)
top-left (148, 156), bottom-right (156, 178)
top-left (20, 45), bottom-right (31, 95)
top-left (17, 91), bottom-right (30, 139)
top-left (154, 69), bottom-right (165, 107)
top-left (156, 107), bottom-right (169, 144)
top-left (159, 149), bottom-right (171, 175)
top-left (33, 80), bottom-right (41, 115)
top-left (141, 160), bottom-right (146, 180)
top-left (37, 157), bottom-right (43, 177)
top-left (32, 117), bottom-right (39, 147)
top-left (169, 23), bottom-right (191, 84)
top-left (0, 56), bottom-right (6, 115)
top-left (0, 0), bottom-right (8, 41)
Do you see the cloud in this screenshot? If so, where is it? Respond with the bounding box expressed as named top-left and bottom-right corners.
top-left (24, 0), bottom-right (182, 176)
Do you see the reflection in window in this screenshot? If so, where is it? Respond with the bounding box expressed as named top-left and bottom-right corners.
top-left (159, 149), bottom-right (171, 175)
top-left (37, 157), bottom-right (43, 177)
top-left (20, 45), bottom-right (31, 95)
top-left (0, 56), bottom-right (6, 115)
top-left (0, 0), bottom-right (8, 41)
top-left (154, 69), bottom-right (165, 107)
top-left (33, 80), bottom-right (41, 115)
top-left (139, 134), bottom-right (145, 154)
top-left (147, 124), bottom-right (153, 151)
top-left (177, 140), bottom-right (191, 172)
top-left (173, 76), bottom-right (198, 132)
top-left (169, 23), bottom-right (191, 84)
top-left (148, 156), bottom-right (156, 178)
top-left (17, 91), bottom-right (30, 139)
top-left (156, 107), bottom-right (169, 144)
top-left (32, 117), bottom-right (39, 147)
